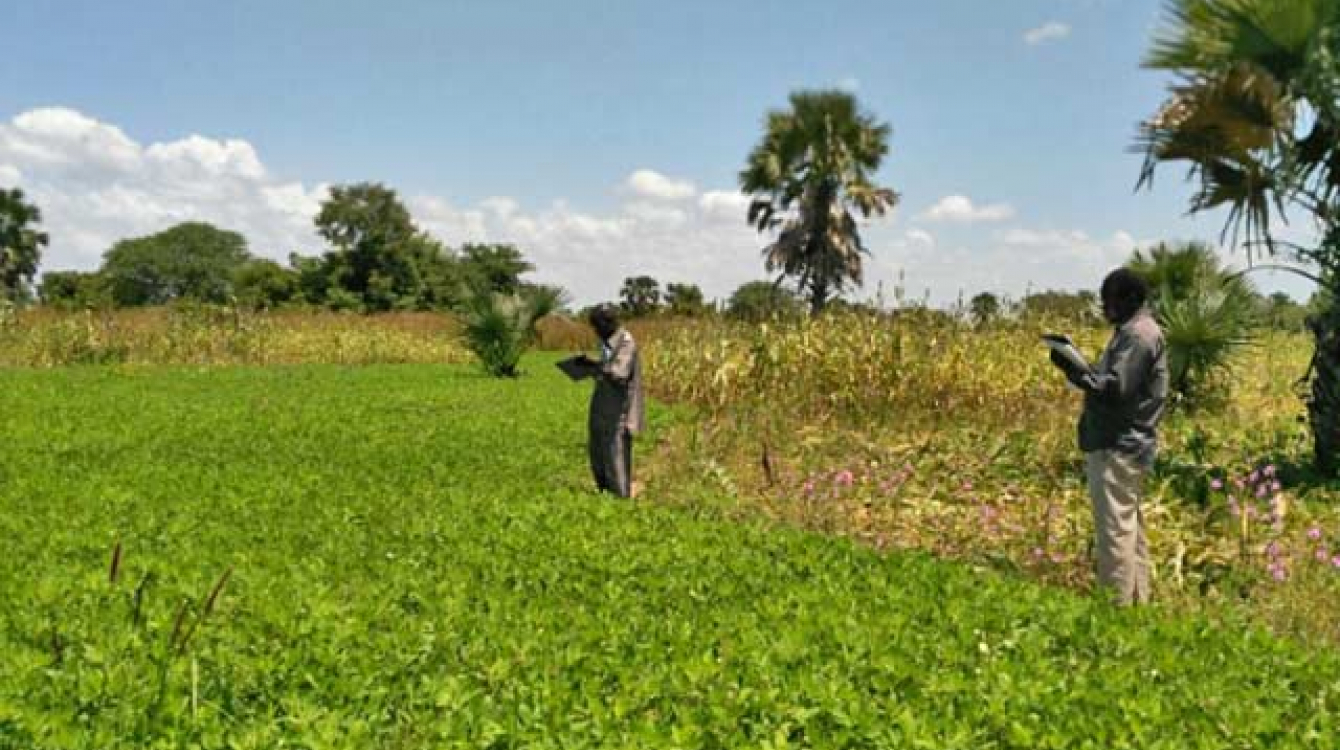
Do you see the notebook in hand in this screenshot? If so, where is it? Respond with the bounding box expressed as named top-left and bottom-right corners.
top-left (1041, 333), bottom-right (1091, 374)
top-left (556, 355), bottom-right (596, 381)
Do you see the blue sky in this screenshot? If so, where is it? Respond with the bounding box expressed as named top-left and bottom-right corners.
top-left (0, 0), bottom-right (1313, 304)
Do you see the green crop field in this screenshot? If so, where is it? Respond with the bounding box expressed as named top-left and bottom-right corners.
top-left (2, 360), bottom-right (1339, 748)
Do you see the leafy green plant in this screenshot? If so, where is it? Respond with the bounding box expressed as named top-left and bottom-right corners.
top-left (460, 286), bottom-right (561, 377)
top-left (4, 362), bottom-right (1340, 747)
top-left (1160, 280), bottom-right (1256, 406)
top-left (1130, 241), bottom-right (1258, 406)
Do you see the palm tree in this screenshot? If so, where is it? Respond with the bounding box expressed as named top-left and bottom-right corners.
top-left (0, 188), bottom-right (48, 303)
top-left (1136, 0), bottom-right (1340, 471)
top-left (460, 285), bottom-right (562, 378)
top-left (740, 90), bottom-right (899, 315)
top-left (1130, 241), bottom-right (1258, 405)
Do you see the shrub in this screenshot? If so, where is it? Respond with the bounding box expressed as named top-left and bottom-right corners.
top-left (461, 287), bottom-right (561, 377)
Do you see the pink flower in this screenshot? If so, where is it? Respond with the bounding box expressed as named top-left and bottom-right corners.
top-left (1249, 470), bottom-right (1261, 484)
top-left (1210, 478), bottom-right (1224, 490)
top-left (1255, 484), bottom-right (1268, 499)
top-left (961, 481), bottom-right (973, 492)
top-left (1331, 554), bottom-right (1340, 569)
top-left (1264, 464), bottom-right (1277, 478)
top-left (1271, 566), bottom-right (1288, 582)
top-left (834, 470), bottom-right (854, 487)
top-left (1271, 480), bottom-right (1282, 493)
top-left (802, 480), bottom-right (816, 496)
top-left (1316, 548), bottom-right (1330, 563)
top-left (1308, 527), bottom-right (1323, 541)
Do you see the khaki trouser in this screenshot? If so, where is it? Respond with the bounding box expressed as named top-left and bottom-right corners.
top-left (1085, 449), bottom-right (1150, 606)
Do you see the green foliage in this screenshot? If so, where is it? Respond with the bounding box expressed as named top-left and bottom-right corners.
top-left (230, 259), bottom-right (297, 309)
top-left (1258, 291), bottom-right (1310, 331)
top-left (0, 187), bottom-right (49, 303)
top-left (1160, 283), bottom-right (1257, 406)
top-left (2, 364), bottom-right (1340, 746)
top-left (1017, 289), bottom-right (1099, 325)
top-left (1136, 0), bottom-right (1340, 470)
top-left (101, 223), bottom-right (250, 306)
top-left (740, 89), bottom-right (900, 315)
top-left (460, 243), bottom-right (533, 297)
top-left (665, 282), bottom-right (707, 317)
top-left (619, 275), bottom-right (662, 317)
top-left (969, 291), bottom-right (1001, 326)
top-left (37, 271), bottom-right (111, 309)
top-left (1130, 241), bottom-right (1258, 405)
top-left (313, 183), bottom-right (424, 311)
top-left (461, 287), bottom-right (561, 377)
top-left (726, 280), bottom-right (803, 322)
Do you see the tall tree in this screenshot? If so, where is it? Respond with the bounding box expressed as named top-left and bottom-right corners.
top-left (969, 292), bottom-right (1001, 326)
top-left (314, 183), bottom-right (423, 311)
top-left (619, 275), bottom-right (662, 317)
top-left (0, 188), bottom-right (48, 303)
top-left (727, 280), bottom-right (803, 322)
top-left (461, 243), bottom-right (533, 296)
top-left (740, 90), bottom-right (899, 315)
top-left (1135, 0), bottom-right (1340, 470)
top-left (665, 282), bottom-right (706, 317)
top-left (101, 222), bottom-right (250, 306)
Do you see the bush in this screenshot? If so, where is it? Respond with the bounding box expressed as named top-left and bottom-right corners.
top-left (1130, 242), bottom-right (1257, 407)
top-left (461, 287), bottom-right (561, 377)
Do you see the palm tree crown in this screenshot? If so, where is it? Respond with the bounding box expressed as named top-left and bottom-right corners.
top-left (740, 90), bottom-right (899, 315)
top-left (1137, 0), bottom-right (1340, 265)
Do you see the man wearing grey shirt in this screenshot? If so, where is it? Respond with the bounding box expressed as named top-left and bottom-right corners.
top-left (1050, 268), bottom-right (1168, 605)
top-left (580, 305), bottom-right (644, 498)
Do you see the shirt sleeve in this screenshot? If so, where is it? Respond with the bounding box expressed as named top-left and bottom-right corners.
top-left (1077, 330), bottom-right (1150, 402)
top-left (598, 333), bottom-right (636, 385)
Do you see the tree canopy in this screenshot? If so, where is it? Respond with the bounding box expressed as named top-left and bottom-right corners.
top-left (102, 222), bottom-right (250, 306)
top-left (0, 188), bottom-right (48, 303)
top-left (740, 90), bottom-right (899, 315)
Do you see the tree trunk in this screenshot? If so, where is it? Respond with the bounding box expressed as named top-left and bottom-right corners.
top-left (1308, 295), bottom-right (1340, 476)
top-left (809, 281), bottom-right (828, 316)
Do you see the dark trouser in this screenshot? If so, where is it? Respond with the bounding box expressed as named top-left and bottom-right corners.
top-left (589, 426), bottom-right (633, 498)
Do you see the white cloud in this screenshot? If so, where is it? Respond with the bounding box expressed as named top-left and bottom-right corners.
top-left (0, 107), bottom-right (327, 270)
top-left (837, 77), bottom-right (861, 93)
top-left (625, 168), bottom-right (696, 201)
top-left (3, 106), bottom-right (1158, 309)
top-left (1024, 21), bottom-right (1071, 45)
top-left (905, 228), bottom-right (935, 247)
top-left (411, 181), bottom-right (769, 304)
top-left (698, 190), bottom-right (750, 222)
top-left (923, 194), bottom-right (1015, 223)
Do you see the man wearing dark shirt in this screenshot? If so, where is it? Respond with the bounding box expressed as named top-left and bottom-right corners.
top-left (1050, 268), bottom-right (1168, 605)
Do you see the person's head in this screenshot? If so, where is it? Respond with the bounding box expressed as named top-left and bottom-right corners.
top-left (1099, 267), bottom-right (1150, 325)
top-left (588, 304), bottom-right (620, 339)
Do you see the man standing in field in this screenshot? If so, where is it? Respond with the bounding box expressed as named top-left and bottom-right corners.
top-left (580, 305), bottom-right (644, 498)
top-left (1050, 268), bottom-right (1168, 606)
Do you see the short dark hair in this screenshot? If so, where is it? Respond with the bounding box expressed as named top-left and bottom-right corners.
top-left (588, 304), bottom-right (620, 330)
top-left (1100, 267), bottom-right (1150, 308)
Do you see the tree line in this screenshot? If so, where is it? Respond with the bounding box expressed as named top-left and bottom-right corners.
top-left (7, 1), bottom-right (1340, 474)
